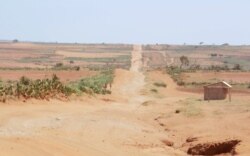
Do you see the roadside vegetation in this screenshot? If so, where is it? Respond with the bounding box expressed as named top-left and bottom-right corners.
top-left (166, 56), bottom-right (250, 89)
top-left (69, 70), bottom-right (114, 95)
top-left (0, 69), bottom-right (114, 102)
top-left (153, 82), bottom-right (167, 88)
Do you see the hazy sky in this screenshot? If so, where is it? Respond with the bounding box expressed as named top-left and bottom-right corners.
top-left (0, 0), bottom-right (250, 44)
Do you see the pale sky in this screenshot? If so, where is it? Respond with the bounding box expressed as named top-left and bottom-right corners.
top-left (0, 0), bottom-right (250, 44)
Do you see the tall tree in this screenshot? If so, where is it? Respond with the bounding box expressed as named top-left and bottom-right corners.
top-left (180, 56), bottom-right (189, 69)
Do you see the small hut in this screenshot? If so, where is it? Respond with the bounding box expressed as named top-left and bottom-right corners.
top-left (204, 81), bottom-right (232, 101)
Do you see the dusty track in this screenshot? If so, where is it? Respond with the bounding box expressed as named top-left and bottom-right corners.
top-left (0, 45), bottom-right (185, 155)
top-left (0, 45), bottom-right (250, 155)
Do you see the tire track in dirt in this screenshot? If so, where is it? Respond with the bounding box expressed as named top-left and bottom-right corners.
top-left (112, 45), bottom-right (147, 103)
top-left (0, 45), bottom-right (188, 156)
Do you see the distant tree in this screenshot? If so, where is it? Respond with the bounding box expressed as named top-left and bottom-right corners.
top-left (233, 64), bottom-right (241, 70)
top-left (210, 53), bottom-right (218, 57)
top-left (69, 60), bottom-right (74, 64)
top-left (55, 63), bottom-right (63, 68)
top-left (74, 66), bottom-right (80, 71)
top-left (222, 43), bottom-right (229, 46)
top-left (199, 42), bottom-right (204, 45)
top-left (180, 56), bottom-right (189, 68)
top-left (13, 39), bottom-right (18, 43)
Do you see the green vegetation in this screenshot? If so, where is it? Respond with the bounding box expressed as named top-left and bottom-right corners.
top-left (210, 53), bottom-right (218, 57)
top-left (0, 70), bottom-right (114, 102)
top-left (166, 66), bottom-right (185, 86)
top-left (18, 56), bottom-right (52, 63)
top-left (233, 64), bottom-right (242, 70)
top-left (0, 74), bottom-right (73, 102)
top-left (64, 55), bottom-right (131, 63)
top-left (212, 56), bottom-right (250, 70)
top-left (55, 62), bottom-right (64, 68)
top-left (166, 63), bottom-right (250, 87)
top-left (150, 89), bottom-right (158, 93)
top-left (52, 63), bottom-right (80, 71)
top-left (153, 82), bottom-right (167, 88)
top-left (206, 65), bottom-right (230, 71)
top-left (71, 70), bottom-right (114, 95)
top-left (180, 56), bottom-right (189, 68)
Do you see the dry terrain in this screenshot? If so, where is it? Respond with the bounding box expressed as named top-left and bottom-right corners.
top-left (181, 72), bottom-right (250, 84)
top-left (142, 44), bottom-right (250, 70)
top-left (0, 70), bottom-right (97, 82)
top-left (0, 42), bottom-right (132, 69)
top-left (0, 43), bottom-right (249, 155)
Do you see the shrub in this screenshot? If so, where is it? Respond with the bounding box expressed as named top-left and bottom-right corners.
top-left (13, 39), bottom-right (18, 43)
top-left (177, 81), bottom-right (185, 86)
top-left (55, 63), bottom-right (63, 68)
top-left (154, 82), bottom-right (167, 88)
top-left (207, 65), bottom-right (229, 71)
top-left (233, 64), bottom-right (241, 70)
top-left (150, 89), bottom-right (158, 93)
top-left (0, 70), bottom-right (115, 102)
top-left (0, 74), bottom-right (75, 101)
top-left (166, 66), bottom-right (185, 86)
top-left (210, 53), bottom-right (218, 57)
top-left (180, 56), bottom-right (189, 68)
top-left (74, 66), bottom-right (80, 71)
top-left (76, 69), bottom-right (114, 95)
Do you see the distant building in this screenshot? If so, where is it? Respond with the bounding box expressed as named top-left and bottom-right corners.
top-left (204, 81), bottom-right (232, 101)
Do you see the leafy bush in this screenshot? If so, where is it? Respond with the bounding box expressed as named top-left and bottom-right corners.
top-left (233, 64), bottom-right (242, 70)
top-left (76, 70), bottom-right (114, 95)
top-left (180, 56), bottom-right (189, 68)
top-left (210, 53), bottom-right (218, 57)
top-left (74, 66), bottom-right (80, 71)
top-left (154, 82), bottom-right (167, 88)
top-left (177, 81), bottom-right (185, 86)
top-left (150, 89), bottom-right (158, 93)
top-left (0, 70), bottom-right (114, 102)
top-left (166, 66), bottom-right (185, 86)
top-left (0, 75), bottom-right (75, 101)
top-left (52, 64), bottom-right (81, 71)
top-left (207, 65), bottom-right (230, 71)
top-left (55, 63), bottom-right (63, 68)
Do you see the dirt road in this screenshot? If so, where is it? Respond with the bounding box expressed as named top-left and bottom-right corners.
top-left (0, 45), bottom-right (250, 155)
top-left (0, 45), bottom-right (185, 156)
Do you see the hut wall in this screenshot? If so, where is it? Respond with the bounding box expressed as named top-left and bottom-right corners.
top-left (204, 87), bottom-right (228, 100)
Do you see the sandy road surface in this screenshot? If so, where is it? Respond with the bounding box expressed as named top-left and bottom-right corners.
top-left (0, 45), bottom-right (185, 156)
top-left (0, 45), bottom-right (250, 155)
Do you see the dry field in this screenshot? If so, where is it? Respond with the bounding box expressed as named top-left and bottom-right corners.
top-left (0, 42), bottom-right (132, 69)
top-left (0, 43), bottom-right (249, 155)
top-left (181, 72), bottom-right (250, 84)
top-left (142, 44), bottom-right (250, 70)
top-left (0, 69), bottom-right (97, 82)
